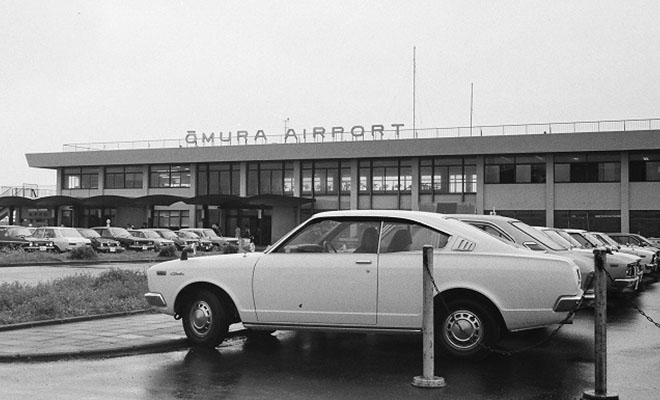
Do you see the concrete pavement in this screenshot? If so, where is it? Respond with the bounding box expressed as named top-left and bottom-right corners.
top-left (0, 312), bottom-right (243, 362)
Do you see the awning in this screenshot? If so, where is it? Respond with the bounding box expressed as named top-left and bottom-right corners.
top-left (0, 193), bottom-right (314, 210)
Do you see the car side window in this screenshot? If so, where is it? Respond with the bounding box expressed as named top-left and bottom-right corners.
top-left (276, 219), bottom-right (380, 253)
top-left (380, 221), bottom-right (449, 253)
top-left (469, 222), bottom-right (513, 243)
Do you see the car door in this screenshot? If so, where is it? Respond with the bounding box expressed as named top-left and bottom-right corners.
top-left (252, 218), bottom-right (380, 325)
top-left (376, 220), bottom-right (451, 328)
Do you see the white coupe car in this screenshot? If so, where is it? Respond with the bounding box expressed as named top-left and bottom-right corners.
top-left (145, 210), bottom-right (583, 359)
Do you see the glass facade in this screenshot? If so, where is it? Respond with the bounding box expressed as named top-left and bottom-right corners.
top-left (149, 165), bottom-right (191, 188)
top-left (485, 155), bottom-right (546, 183)
top-left (105, 166), bottom-right (143, 189)
top-left (197, 163), bottom-right (240, 195)
top-left (419, 157), bottom-right (477, 193)
top-left (554, 210), bottom-right (621, 232)
top-left (248, 162), bottom-right (294, 196)
top-left (630, 152), bottom-right (660, 181)
top-left (63, 167), bottom-right (99, 189)
top-left (554, 153), bottom-right (620, 183)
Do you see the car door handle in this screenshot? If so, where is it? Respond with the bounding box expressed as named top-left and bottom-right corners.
top-left (355, 260), bottom-right (372, 264)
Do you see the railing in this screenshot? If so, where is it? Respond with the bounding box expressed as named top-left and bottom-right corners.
top-left (0, 185), bottom-right (57, 198)
top-left (62, 117), bottom-right (660, 152)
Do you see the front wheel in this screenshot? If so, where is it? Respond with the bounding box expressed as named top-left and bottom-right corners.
top-left (182, 290), bottom-right (229, 348)
top-left (435, 297), bottom-right (500, 359)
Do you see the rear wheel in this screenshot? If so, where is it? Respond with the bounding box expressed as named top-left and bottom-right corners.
top-left (182, 290), bottom-right (229, 348)
top-left (435, 297), bottom-right (500, 359)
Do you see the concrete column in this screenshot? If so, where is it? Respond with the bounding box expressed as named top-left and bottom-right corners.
top-left (620, 152), bottom-right (629, 233)
top-left (411, 158), bottom-right (420, 211)
top-left (475, 156), bottom-right (485, 214)
top-left (546, 155), bottom-right (555, 227)
top-left (350, 159), bottom-right (359, 210)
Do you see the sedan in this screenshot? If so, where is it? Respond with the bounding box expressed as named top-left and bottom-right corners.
top-left (448, 214), bottom-right (596, 297)
top-left (145, 210), bottom-right (583, 359)
top-left (31, 226), bottom-right (92, 253)
top-left (91, 226), bottom-right (155, 251)
top-left (77, 228), bottom-right (125, 253)
top-left (0, 225), bottom-right (55, 252)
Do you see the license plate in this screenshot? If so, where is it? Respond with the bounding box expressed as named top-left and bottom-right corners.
top-left (142, 246), bottom-right (147, 250)
top-left (39, 246), bottom-right (47, 251)
top-left (109, 247), bottom-right (116, 253)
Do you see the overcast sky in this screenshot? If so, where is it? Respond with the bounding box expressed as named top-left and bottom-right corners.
top-left (2, 1), bottom-right (659, 187)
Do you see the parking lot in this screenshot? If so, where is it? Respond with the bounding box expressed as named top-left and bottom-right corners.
top-left (0, 276), bottom-right (658, 399)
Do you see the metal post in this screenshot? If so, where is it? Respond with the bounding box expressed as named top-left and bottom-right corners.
top-left (411, 245), bottom-right (446, 388)
top-left (582, 248), bottom-right (618, 400)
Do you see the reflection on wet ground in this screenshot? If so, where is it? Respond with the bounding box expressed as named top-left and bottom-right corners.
top-left (147, 283), bottom-right (660, 400)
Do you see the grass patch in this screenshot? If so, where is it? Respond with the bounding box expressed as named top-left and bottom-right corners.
top-left (0, 247), bottom-right (169, 265)
top-left (0, 268), bottom-right (150, 325)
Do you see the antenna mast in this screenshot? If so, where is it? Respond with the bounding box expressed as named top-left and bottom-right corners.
top-left (413, 46), bottom-right (416, 138)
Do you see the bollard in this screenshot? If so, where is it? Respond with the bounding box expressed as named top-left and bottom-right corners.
top-left (582, 248), bottom-right (618, 400)
top-left (411, 245), bottom-right (446, 388)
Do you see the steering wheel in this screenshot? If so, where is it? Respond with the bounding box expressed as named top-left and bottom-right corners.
top-left (322, 240), bottom-right (337, 253)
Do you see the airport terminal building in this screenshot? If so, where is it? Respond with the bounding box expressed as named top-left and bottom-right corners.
top-left (15, 118), bottom-right (660, 244)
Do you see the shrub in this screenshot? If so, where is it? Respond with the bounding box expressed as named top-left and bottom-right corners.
top-left (222, 243), bottom-right (239, 254)
top-left (0, 268), bottom-right (150, 325)
top-left (68, 246), bottom-right (98, 260)
top-left (158, 245), bottom-right (178, 258)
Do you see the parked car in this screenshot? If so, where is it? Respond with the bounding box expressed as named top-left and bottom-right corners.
top-left (590, 231), bottom-right (658, 275)
top-left (148, 228), bottom-right (189, 250)
top-left (31, 226), bottom-right (92, 253)
top-left (0, 225), bottom-right (55, 252)
top-left (76, 228), bottom-right (125, 253)
top-left (179, 228), bottom-right (254, 251)
top-left (91, 226), bottom-right (155, 251)
top-left (174, 230), bottom-right (214, 252)
top-left (145, 210), bottom-right (584, 359)
top-left (129, 229), bottom-right (176, 251)
top-left (448, 214), bottom-right (595, 297)
top-left (563, 228), bottom-right (643, 294)
top-left (607, 233), bottom-right (660, 256)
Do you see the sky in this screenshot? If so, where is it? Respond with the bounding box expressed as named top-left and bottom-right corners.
top-left (2, 1), bottom-right (659, 187)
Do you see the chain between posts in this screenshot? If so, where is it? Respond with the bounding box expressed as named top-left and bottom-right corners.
top-left (600, 264), bottom-right (660, 329)
top-left (422, 259), bottom-right (659, 358)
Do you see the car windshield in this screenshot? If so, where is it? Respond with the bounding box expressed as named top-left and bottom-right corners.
top-left (554, 230), bottom-right (583, 247)
top-left (177, 231), bottom-right (199, 239)
top-left (538, 229), bottom-right (573, 249)
top-left (592, 233), bottom-right (618, 247)
top-left (157, 230), bottom-right (178, 239)
top-left (568, 232), bottom-right (600, 248)
top-left (58, 227), bottom-right (84, 238)
top-left (140, 230), bottom-right (160, 238)
top-left (109, 227), bottom-right (132, 238)
top-left (200, 229), bottom-right (219, 238)
top-left (7, 227), bottom-right (33, 237)
top-left (78, 228), bottom-right (100, 238)
top-left (510, 221), bottom-right (565, 251)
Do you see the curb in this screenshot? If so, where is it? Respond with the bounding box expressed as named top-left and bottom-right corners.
top-left (0, 309), bottom-right (154, 332)
top-left (0, 338), bottom-right (191, 363)
top-left (0, 258), bottom-right (171, 268)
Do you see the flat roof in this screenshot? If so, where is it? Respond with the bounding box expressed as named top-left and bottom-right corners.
top-left (26, 129), bottom-right (660, 169)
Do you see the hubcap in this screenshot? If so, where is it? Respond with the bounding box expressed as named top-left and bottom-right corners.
top-left (443, 309), bottom-right (482, 351)
top-left (190, 300), bottom-right (213, 337)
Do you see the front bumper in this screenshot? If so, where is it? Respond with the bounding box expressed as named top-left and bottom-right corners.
top-left (611, 277), bottom-right (640, 293)
top-left (144, 292), bottom-right (167, 308)
top-left (553, 294), bottom-right (584, 312)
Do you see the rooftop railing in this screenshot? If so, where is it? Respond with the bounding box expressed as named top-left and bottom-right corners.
top-left (62, 117), bottom-right (660, 152)
top-left (0, 185), bottom-right (57, 198)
